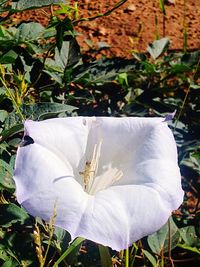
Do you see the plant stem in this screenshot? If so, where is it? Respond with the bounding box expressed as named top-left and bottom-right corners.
top-left (125, 247), bottom-right (129, 267)
top-left (130, 243), bottom-right (138, 267)
top-left (183, 0), bottom-right (188, 52)
top-left (0, 77), bottom-right (25, 121)
top-left (158, 0), bottom-right (166, 37)
top-left (73, 0), bottom-right (128, 25)
top-left (173, 58), bottom-right (200, 131)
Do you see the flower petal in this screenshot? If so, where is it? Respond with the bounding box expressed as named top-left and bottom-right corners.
top-left (86, 117), bottom-right (183, 200)
top-left (14, 141), bottom-right (90, 237)
top-left (75, 185), bottom-right (174, 250)
top-left (23, 117), bottom-right (93, 175)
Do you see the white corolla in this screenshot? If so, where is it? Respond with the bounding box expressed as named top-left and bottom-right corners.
top-left (13, 116), bottom-right (184, 251)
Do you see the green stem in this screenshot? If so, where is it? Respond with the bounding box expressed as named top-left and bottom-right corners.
top-left (168, 219), bottom-right (172, 260)
top-left (183, 0), bottom-right (188, 52)
top-left (161, 249), bottom-right (164, 267)
top-left (0, 77), bottom-right (25, 121)
top-left (173, 58), bottom-right (200, 131)
top-left (130, 243), bottom-right (138, 267)
top-left (125, 247), bottom-right (129, 267)
top-left (73, 0), bottom-right (128, 25)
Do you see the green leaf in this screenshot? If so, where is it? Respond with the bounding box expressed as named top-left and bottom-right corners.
top-left (143, 249), bottom-right (157, 267)
top-left (0, 110), bottom-right (8, 122)
top-left (99, 245), bottom-right (112, 267)
top-left (0, 203), bottom-right (30, 227)
top-left (52, 237), bottom-right (84, 267)
top-left (178, 244), bottom-right (200, 255)
top-left (53, 227), bottom-right (71, 251)
top-left (0, 159), bottom-right (15, 192)
top-left (179, 226), bottom-right (200, 247)
top-left (0, 248), bottom-right (9, 262)
top-left (72, 58), bottom-right (137, 85)
top-left (23, 102), bottom-right (78, 120)
top-left (158, 0), bottom-right (166, 15)
top-left (190, 84), bottom-right (200, 90)
top-left (43, 70), bottom-right (63, 85)
top-left (181, 50), bottom-right (200, 66)
top-left (12, 0), bottom-right (64, 10)
top-left (1, 124), bottom-right (23, 141)
top-left (147, 217), bottom-right (180, 255)
top-left (55, 41), bottom-right (70, 70)
top-left (2, 259), bottom-right (18, 267)
top-left (180, 152), bottom-right (200, 175)
top-left (169, 64), bottom-right (191, 74)
top-left (46, 39), bottom-right (80, 72)
top-left (147, 38), bottom-right (170, 59)
top-left (15, 22), bottom-right (45, 43)
top-left (117, 72), bottom-right (129, 87)
top-left (0, 50), bottom-right (18, 64)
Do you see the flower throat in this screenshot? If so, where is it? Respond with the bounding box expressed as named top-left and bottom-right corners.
top-left (79, 140), bottom-right (123, 194)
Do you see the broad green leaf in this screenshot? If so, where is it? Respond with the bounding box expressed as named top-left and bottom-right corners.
top-left (53, 227), bottom-right (71, 251)
top-left (143, 249), bottom-right (157, 267)
top-left (72, 58), bottom-right (137, 85)
top-left (23, 102), bottom-right (77, 120)
top-left (12, 0), bottom-right (64, 10)
top-left (0, 159), bottom-right (15, 192)
top-left (0, 203), bottom-right (30, 227)
top-left (43, 70), bottom-right (63, 85)
top-left (45, 41), bottom-right (70, 72)
top-left (99, 245), bottom-right (112, 267)
top-left (0, 110), bottom-right (8, 122)
top-left (169, 64), bottom-right (191, 74)
top-left (1, 124), bottom-right (23, 141)
top-left (180, 152), bottom-right (200, 175)
top-left (55, 41), bottom-right (70, 70)
top-left (147, 217), bottom-right (180, 255)
top-left (147, 38), bottom-right (170, 60)
top-left (0, 50), bottom-right (18, 64)
top-left (179, 226), bottom-right (200, 247)
top-left (46, 39), bottom-right (80, 73)
top-left (8, 137), bottom-right (21, 147)
top-left (15, 22), bottom-right (45, 43)
top-left (0, 142), bottom-right (9, 154)
top-left (2, 259), bottom-right (18, 267)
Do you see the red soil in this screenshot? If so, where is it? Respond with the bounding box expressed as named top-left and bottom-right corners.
top-left (10, 0), bottom-right (200, 58)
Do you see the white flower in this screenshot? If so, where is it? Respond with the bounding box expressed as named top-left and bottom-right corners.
top-left (13, 117), bottom-right (184, 251)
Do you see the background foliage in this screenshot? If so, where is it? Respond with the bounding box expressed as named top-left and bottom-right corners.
top-left (0, 0), bottom-right (199, 266)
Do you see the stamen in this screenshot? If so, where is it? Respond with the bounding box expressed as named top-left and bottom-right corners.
top-left (79, 140), bottom-right (123, 194)
top-left (112, 170), bottom-right (123, 183)
top-left (79, 140), bottom-right (102, 192)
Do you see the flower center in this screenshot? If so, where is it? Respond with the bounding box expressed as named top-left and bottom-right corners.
top-left (79, 140), bottom-right (123, 194)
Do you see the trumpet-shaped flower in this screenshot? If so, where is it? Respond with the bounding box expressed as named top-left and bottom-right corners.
top-left (14, 117), bottom-right (183, 251)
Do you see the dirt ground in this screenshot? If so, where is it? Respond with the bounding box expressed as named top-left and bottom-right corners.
top-left (11, 0), bottom-right (200, 58)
